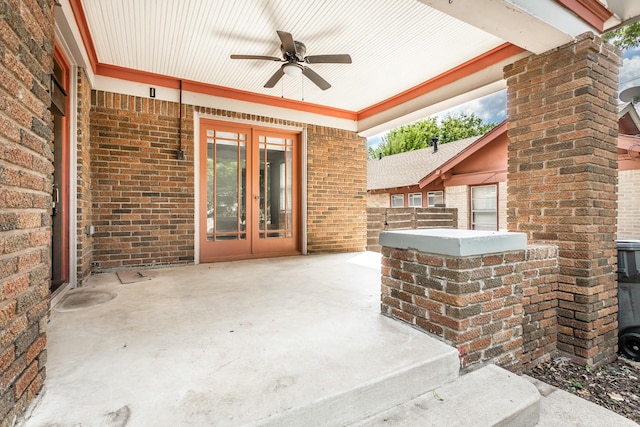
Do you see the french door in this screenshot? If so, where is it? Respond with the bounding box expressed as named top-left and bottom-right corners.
top-left (199, 119), bottom-right (300, 262)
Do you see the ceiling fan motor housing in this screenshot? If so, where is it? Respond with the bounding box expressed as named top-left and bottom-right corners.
top-left (282, 41), bottom-right (306, 62)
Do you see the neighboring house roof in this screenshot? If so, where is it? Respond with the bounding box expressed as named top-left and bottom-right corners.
top-left (367, 136), bottom-right (480, 191)
top-left (618, 103), bottom-right (640, 135)
top-left (369, 113), bottom-right (640, 193)
top-left (419, 121), bottom-right (507, 189)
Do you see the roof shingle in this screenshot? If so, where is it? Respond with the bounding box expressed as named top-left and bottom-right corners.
top-left (367, 136), bottom-right (480, 190)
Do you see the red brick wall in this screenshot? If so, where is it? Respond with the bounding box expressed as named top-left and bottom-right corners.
top-left (521, 245), bottom-right (559, 370)
top-left (306, 125), bottom-right (367, 252)
top-left (90, 92), bottom-right (195, 270)
top-left (88, 96), bottom-right (366, 269)
top-left (76, 69), bottom-right (92, 283)
top-left (381, 247), bottom-right (527, 372)
top-left (0, 0), bottom-right (54, 423)
top-left (380, 243), bottom-right (558, 373)
top-left (504, 33), bottom-right (621, 366)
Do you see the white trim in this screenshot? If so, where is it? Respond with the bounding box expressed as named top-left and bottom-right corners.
top-left (67, 65), bottom-right (78, 288)
top-left (301, 128), bottom-right (308, 255)
top-left (55, 1), bottom-right (95, 85)
top-left (391, 194), bottom-right (405, 208)
top-left (93, 74), bottom-right (357, 132)
top-left (193, 111), bottom-right (200, 264)
top-left (408, 192), bottom-right (423, 208)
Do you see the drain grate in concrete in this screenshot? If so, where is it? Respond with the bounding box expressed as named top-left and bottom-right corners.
top-left (116, 270), bottom-right (157, 284)
top-left (57, 290), bottom-right (117, 312)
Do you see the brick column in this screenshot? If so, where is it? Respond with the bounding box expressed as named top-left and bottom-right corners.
top-left (76, 69), bottom-right (93, 284)
top-left (504, 33), bottom-right (621, 365)
top-left (0, 0), bottom-right (55, 423)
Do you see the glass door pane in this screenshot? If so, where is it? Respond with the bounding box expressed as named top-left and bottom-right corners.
top-left (206, 130), bottom-right (247, 241)
top-left (257, 136), bottom-right (293, 239)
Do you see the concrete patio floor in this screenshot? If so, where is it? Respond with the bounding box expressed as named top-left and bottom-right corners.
top-left (22, 252), bottom-right (460, 426)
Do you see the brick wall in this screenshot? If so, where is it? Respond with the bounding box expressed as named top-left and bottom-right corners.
top-left (0, 0), bottom-right (54, 423)
top-left (76, 69), bottom-right (92, 283)
top-left (306, 125), bottom-right (367, 253)
top-left (380, 242), bottom-right (558, 373)
top-left (89, 96), bottom-right (367, 269)
top-left (445, 185), bottom-right (468, 229)
top-left (367, 192), bottom-right (388, 208)
top-left (505, 33), bottom-right (621, 366)
top-left (521, 244), bottom-right (559, 370)
top-left (90, 92), bottom-right (195, 270)
top-left (618, 169), bottom-right (640, 239)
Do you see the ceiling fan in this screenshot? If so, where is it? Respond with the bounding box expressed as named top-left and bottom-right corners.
top-left (230, 30), bottom-right (352, 91)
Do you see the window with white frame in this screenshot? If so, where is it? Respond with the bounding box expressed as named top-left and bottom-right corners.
top-left (391, 194), bottom-right (404, 208)
top-left (427, 191), bottom-right (444, 207)
top-left (471, 184), bottom-right (497, 230)
top-left (408, 192), bottom-right (422, 207)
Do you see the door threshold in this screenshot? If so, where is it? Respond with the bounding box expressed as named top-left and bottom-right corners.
top-left (50, 282), bottom-right (72, 309)
top-left (201, 251), bottom-right (302, 263)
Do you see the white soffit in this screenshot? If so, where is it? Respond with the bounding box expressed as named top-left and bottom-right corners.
top-left (419, 0), bottom-right (585, 54)
top-left (607, 0), bottom-right (640, 22)
top-left (79, 0), bottom-right (506, 112)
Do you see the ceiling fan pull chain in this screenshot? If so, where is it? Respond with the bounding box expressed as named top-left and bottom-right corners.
top-left (302, 76), bottom-right (305, 102)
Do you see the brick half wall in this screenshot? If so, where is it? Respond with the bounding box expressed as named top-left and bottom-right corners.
top-left (381, 243), bottom-right (558, 372)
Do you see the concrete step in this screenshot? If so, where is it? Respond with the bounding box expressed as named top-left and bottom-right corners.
top-left (352, 364), bottom-right (540, 427)
top-left (257, 338), bottom-right (460, 427)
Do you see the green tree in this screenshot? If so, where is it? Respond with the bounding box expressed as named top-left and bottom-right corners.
top-left (603, 21), bottom-right (640, 50)
top-left (368, 112), bottom-right (495, 159)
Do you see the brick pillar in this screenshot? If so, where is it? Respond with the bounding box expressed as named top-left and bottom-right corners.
top-left (0, 0), bottom-right (55, 423)
top-left (504, 33), bottom-right (621, 366)
top-left (76, 69), bottom-right (93, 285)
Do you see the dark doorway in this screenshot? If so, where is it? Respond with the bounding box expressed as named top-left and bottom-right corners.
top-left (50, 46), bottom-right (70, 292)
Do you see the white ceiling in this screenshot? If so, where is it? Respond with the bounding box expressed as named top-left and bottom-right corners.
top-left (61, 0), bottom-right (640, 133)
top-left (79, 0), bottom-right (505, 112)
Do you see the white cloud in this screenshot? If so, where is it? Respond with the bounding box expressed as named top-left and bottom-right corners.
top-left (435, 90), bottom-right (507, 124)
top-left (620, 55), bottom-right (640, 92)
top-left (366, 133), bottom-right (385, 148)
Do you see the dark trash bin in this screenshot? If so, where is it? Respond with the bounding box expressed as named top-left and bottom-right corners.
top-left (617, 239), bottom-right (640, 361)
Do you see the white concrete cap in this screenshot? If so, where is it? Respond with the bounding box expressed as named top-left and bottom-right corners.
top-left (379, 229), bottom-right (527, 257)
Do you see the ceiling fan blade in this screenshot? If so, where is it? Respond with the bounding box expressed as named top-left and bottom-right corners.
top-left (277, 30), bottom-right (297, 57)
top-left (264, 67), bottom-right (285, 88)
top-left (302, 67), bottom-right (331, 90)
top-left (230, 54), bottom-right (282, 61)
top-left (305, 54), bottom-right (352, 64)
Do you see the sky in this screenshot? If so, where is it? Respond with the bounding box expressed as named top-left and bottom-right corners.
top-left (367, 46), bottom-right (640, 149)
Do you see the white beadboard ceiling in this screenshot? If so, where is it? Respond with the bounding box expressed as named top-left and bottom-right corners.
top-left (77, 0), bottom-right (639, 113)
top-left (79, 0), bottom-right (505, 112)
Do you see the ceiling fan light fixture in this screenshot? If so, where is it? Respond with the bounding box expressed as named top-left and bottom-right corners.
top-left (283, 63), bottom-right (303, 77)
